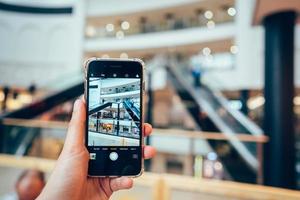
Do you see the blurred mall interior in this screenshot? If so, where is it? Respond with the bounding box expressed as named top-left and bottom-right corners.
top-left (0, 0), bottom-right (300, 199)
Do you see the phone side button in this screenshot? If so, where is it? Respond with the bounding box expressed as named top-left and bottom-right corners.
top-left (84, 80), bottom-right (87, 100)
top-left (142, 81), bottom-right (145, 92)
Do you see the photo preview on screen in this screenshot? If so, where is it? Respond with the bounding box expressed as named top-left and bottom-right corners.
top-left (88, 77), bottom-right (141, 147)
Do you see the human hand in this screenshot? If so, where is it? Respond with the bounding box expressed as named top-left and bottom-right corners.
top-left (37, 98), bottom-right (156, 200)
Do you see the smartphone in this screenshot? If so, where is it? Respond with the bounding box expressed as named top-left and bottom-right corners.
top-left (84, 58), bottom-right (145, 177)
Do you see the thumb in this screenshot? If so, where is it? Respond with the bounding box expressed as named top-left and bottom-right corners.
top-left (63, 98), bottom-right (86, 152)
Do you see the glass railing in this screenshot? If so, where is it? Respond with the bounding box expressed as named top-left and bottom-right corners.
top-left (0, 118), bottom-right (67, 158)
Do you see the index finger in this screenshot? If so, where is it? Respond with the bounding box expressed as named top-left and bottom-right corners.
top-left (143, 123), bottom-right (152, 137)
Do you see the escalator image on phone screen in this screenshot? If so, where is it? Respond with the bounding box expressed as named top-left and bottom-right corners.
top-left (88, 77), bottom-right (141, 147)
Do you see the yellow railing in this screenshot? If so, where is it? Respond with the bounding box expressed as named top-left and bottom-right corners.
top-left (2, 118), bottom-right (69, 130)
top-left (1, 118), bottom-right (268, 184)
top-left (0, 154), bottom-right (299, 200)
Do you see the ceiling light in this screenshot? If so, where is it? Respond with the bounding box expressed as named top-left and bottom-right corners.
top-left (0, 91), bottom-right (4, 101)
top-left (206, 20), bottom-right (215, 29)
top-left (204, 10), bottom-right (213, 19)
top-left (230, 45), bottom-right (238, 54)
top-left (294, 96), bottom-right (300, 105)
top-left (121, 21), bottom-right (130, 30)
top-left (120, 53), bottom-right (128, 59)
top-left (202, 47), bottom-right (211, 56)
top-left (247, 96), bottom-right (265, 110)
top-left (86, 26), bottom-right (96, 37)
top-left (207, 152), bottom-right (217, 161)
top-left (230, 100), bottom-right (242, 110)
top-left (214, 162), bottom-right (223, 171)
top-left (106, 23), bottom-right (114, 32)
top-left (116, 31), bottom-right (124, 39)
top-left (227, 7), bottom-right (236, 16)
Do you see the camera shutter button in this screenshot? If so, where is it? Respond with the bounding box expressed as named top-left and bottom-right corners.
top-left (109, 152), bottom-right (118, 161)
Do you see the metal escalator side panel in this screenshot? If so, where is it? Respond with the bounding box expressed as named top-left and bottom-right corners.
top-left (15, 128), bottom-right (40, 156)
top-left (123, 100), bottom-right (140, 127)
top-left (0, 82), bottom-right (84, 119)
top-left (88, 102), bottom-right (113, 115)
top-left (167, 65), bottom-right (258, 172)
top-left (1, 125), bottom-right (39, 155)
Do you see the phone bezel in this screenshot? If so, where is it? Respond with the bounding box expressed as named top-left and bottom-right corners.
top-left (84, 58), bottom-right (145, 177)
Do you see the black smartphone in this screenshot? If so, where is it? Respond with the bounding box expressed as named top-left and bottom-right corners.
top-left (84, 58), bottom-right (145, 177)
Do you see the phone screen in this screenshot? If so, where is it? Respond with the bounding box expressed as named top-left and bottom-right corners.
top-left (86, 59), bottom-right (143, 176)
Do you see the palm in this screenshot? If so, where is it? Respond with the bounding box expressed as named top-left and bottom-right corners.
top-left (85, 178), bottom-right (112, 200)
top-left (38, 99), bottom-right (155, 200)
top-left (54, 147), bottom-right (114, 200)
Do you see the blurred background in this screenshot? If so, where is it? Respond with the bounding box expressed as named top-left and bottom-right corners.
top-left (0, 0), bottom-right (300, 199)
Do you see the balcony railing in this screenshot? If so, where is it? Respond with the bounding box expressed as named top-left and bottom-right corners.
top-left (86, 16), bottom-right (234, 39)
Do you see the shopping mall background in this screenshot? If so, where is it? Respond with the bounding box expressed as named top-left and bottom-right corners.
top-left (0, 0), bottom-right (300, 199)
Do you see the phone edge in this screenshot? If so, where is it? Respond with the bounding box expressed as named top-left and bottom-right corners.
top-left (84, 57), bottom-right (146, 178)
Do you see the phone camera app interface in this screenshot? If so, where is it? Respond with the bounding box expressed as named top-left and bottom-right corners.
top-left (88, 76), bottom-right (141, 147)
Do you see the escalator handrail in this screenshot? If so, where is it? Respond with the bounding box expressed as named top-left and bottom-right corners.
top-left (88, 102), bottom-right (113, 115)
top-left (203, 82), bottom-right (263, 136)
top-left (123, 100), bottom-right (140, 117)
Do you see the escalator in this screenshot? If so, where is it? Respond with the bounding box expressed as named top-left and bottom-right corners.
top-left (167, 63), bottom-right (264, 183)
top-left (0, 78), bottom-right (84, 155)
top-left (123, 99), bottom-right (140, 127)
top-left (89, 102), bottom-right (112, 115)
top-left (1, 125), bottom-right (40, 155)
